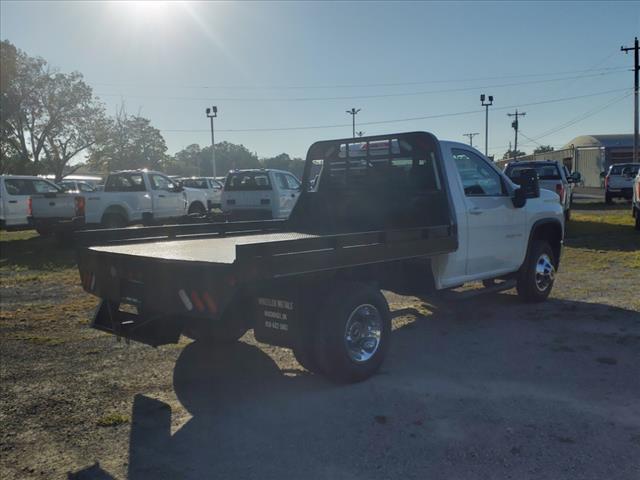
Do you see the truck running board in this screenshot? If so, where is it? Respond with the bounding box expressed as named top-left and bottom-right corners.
top-left (438, 279), bottom-right (517, 301)
top-left (92, 300), bottom-right (184, 347)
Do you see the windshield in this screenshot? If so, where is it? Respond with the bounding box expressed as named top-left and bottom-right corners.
top-left (182, 179), bottom-right (208, 189)
top-left (506, 163), bottom-right (561, 180)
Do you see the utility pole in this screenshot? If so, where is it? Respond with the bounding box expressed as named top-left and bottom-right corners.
top-left (621, 37), bottom-right (639, 164)
top-left (206, 106), bottom-right (218, 178)
top-left (346, 108), bottom-right (361, 138)
top-left (463, 132), bottom-right (479, 147)
top-left (507, 109), bottom-right (526, 161)
top-left (480, 94), bottom-right (493, 158)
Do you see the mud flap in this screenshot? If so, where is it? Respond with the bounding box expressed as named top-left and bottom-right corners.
top-left (92, 300), bottom-right (184, 347)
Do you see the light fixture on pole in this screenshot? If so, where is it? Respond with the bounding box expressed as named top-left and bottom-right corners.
top-left (206, 106), bottom-right (218, 178)
top-left (480, 94), bottom-right (493, 158)
top-left (346, 108), bottom-right (361, 138)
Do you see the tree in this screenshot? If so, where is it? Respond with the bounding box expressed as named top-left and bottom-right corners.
top-left (0, 41), bottom-right (106, 179)
top-left (87, 107), bottom-right (169, 173)
top-left (502, 149), bottom-right (527, 160)
top-left (170, 141), bottom-right (260, 177)
top-left (261, 153), bottom-right (305, 178)
top-left (533, 145), bottom-right (554, 154)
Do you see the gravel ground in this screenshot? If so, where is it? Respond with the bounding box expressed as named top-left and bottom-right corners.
top-left (1, 203), bottom-right (639, 479)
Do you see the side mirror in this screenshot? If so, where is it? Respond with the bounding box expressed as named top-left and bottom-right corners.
top-left (506, 167), bottom-right (540, 207)
top-left (569, 171), bottom-right (582, 183)
top-left (512, 187), bottom-right (526, 208)
top-left (599, 171), bottom-right (606, 179)
top-left (172, 181), bottom-right (184, 193)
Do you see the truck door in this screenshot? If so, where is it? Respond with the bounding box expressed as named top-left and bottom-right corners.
top-left (148, 173), bottom-right (184, 218)
top-left (274, 172), bottom-right (300, 218)
top-left (451, 149), bottom-right (526, 277)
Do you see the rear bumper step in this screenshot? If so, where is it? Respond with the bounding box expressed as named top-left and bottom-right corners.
top-left (92, 300), bottom-right (184, 347)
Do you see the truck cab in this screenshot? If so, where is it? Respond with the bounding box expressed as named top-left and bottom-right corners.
top-left (434, 142), bottom-right (564, 289)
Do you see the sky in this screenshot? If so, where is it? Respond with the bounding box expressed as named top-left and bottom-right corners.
top-left (1, 1), bottom-right (639, 160)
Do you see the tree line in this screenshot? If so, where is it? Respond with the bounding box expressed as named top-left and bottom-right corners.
top-left (0, 41), bottom-right (304, 181)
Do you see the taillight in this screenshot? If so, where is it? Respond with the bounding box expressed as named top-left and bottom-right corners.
top-left (636, 180), bottom-right (640, 199)
top-left (74, 196), bottom-right (85, 217)
top-left (27, 197), bottom-right (32, 216)
top-left (555, 184), bottom-right (564, 202)
top-left (605, 175), bottom-right (609, 190)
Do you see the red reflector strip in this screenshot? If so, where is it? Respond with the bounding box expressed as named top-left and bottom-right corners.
top-left (190, 291), bottom-right (205, 312)
top-left (201, 292), bottom-right (218, 315)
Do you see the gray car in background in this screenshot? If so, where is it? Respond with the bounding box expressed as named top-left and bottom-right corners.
top-left (504, 160), bottom-right (581, 221)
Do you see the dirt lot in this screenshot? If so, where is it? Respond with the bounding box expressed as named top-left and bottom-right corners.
top-left (1, 200), bottom-right (639, 479)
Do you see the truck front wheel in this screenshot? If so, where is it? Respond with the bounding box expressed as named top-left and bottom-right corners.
top-left (516, 240), bottom-right (556, 302)
top-left (315, 283), bottom-right (391, 383)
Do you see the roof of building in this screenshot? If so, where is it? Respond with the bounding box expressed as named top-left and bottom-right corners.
top-left (562, 134), bottom-right (635, 149)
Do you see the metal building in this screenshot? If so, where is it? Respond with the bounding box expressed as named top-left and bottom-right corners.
top-left (500, 134), bottom-right (638, 188)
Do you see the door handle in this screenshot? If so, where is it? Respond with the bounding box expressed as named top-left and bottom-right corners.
top-left (8, 200), bottom-right (17, 204)
top-left (469, 208), bottom-right (483, 215)
top-left (158, 194), bottom-right (166, 198)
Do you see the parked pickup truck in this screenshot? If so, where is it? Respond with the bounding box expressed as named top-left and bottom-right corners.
top-left (604, 163), bottom-right (640, 203)
top-left (221, 169), bottom-right (301, 220)
top-left (632, 169), bottom-right (640, 230)
top-left (32, 170), bottom-right (208, 233)
top-left (0, 175), bottom-right (62, 230)
top-left (76, 132), bottom-right (564, 383)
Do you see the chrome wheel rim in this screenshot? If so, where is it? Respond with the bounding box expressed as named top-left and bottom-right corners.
top-left (344, 304), bottom-right (382, 363)
top-left (535, 253), bottom-right (555, 292)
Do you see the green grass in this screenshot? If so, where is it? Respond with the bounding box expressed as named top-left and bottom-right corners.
top-left (565, 210), bottom-right (639, 253)
top-left (96, 413), bottom-right (130, 427)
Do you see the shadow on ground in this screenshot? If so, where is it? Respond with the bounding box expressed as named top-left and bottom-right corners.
top-left (69, 294), bottom-right (640, 480)
top-left (0, 234), bottom-right (75, 270)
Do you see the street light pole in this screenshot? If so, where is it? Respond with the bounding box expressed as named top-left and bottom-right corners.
top-left (480, 94), bottom-right (493, 158)
top-left (346, 108), bottom-right (361, 138)
top-left (206, 106), bottom-right (218, 178)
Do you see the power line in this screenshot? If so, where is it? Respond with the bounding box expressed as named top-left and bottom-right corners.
top-left (96, 70), bottom-right (627, 103)
top-left (489, 91), bottom-right (631, 152)
top-left (90, 66), bottom-right (628, 91)
top-left (463, 132), bottom-right (479, 147)
top-left (158, 87), bottom-right (630, 134)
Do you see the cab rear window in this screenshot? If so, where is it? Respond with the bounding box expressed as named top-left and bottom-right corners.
top-left (225, 172), bottom-right (272, 191)
top-left (610, 164), bottom-right (639, 175)
top-left (506, 164), bottom-right (561, 180)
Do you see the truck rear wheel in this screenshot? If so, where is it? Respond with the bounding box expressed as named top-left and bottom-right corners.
top-left (102, 213), bottom-right (126, 229)
top-left (315, 283), bottom-right (391, 383)
top-left (516, 240), bottom-right (556, 302)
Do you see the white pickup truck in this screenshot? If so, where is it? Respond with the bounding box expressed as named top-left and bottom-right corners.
top-left (31, 170), bottom-right (208, 233)
top-left (221, 169), bottom-right (302, 219)
top-left (77, 132), bottom-right (565, 384)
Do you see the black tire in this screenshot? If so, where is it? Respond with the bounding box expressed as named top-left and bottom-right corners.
top-left (35, 227), bottom-right (52, 237)
top-left (101, 213), bottom-right (127, 229)
top-left (605, 192), bottom-right (613, 204)
top-left (482, 279), bottom-right (496, 288)
top-left (314, 282), bottom-right (391, 383)
top-left (564, 208), bottom-right (571, 222)
top-left (516, 240), bottom-right (556, 303)
top-left (188, 202), bottom-right (206, 216)
top-left (635, 208), bottom-right (640, 231)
